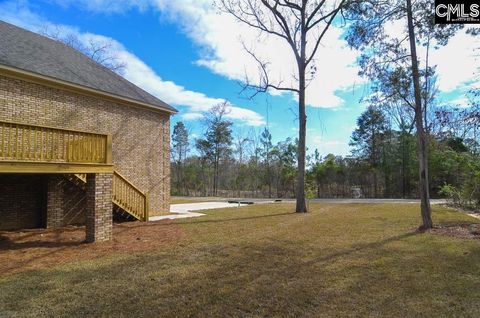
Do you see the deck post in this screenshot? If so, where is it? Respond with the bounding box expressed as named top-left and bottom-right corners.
top-left (85, 173), bottom-right (113, 242)
top-left (46, 175), bottom-right (65, 228)
top-left (144, 193), bottom-right (149, 222)
top-left (105, 135), bottom-right (113, 164)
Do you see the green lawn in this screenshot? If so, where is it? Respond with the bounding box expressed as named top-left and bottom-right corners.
top-left (1, 203), bottom-right (480, 317)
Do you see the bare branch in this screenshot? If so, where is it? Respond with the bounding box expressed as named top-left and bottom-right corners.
top-left (305, 3), bottom-right (343, 66)
top-left (218, 0), bottom-right (290, 42)
top-left (38, 24), bottom-right (126, 74)
top-left (241, 42), bottom-right (299, 98)
top-left (307, 0), bottom-right (344, 31)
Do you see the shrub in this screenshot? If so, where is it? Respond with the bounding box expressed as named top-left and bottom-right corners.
top-left (440, 173), bottom-right (480, 211)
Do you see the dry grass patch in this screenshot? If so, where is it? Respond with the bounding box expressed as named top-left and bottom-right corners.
top-left (1, 203), bottom-right (480, 317)
top-left (0, 220), bottom-right (183, 276)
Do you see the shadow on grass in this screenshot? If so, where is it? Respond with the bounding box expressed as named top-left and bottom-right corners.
top-left (304, 231), bottom-right (419, 265)
top-left (5, 228), bottom-right (478, 318)
top-left (0, 237), bottom-right (81, 250)
top-left (3, 204), bottom-right (480, 317)
top-left (180, 211), bottom-right (295, 224)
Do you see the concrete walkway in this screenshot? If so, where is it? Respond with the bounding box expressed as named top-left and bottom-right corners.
top-left (468, 213), bottom-right (480, 220)
top-left (149, 202), bottom-right (247, 221)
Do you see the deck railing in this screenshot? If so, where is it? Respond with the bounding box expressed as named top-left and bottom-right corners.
top-left (0, 121), bottom-right (112, 164)
top-left (112, 171), bottom-right (149, 221)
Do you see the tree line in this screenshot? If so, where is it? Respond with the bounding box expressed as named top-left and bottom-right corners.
top-left (171, 95), bottom-right (480, 211)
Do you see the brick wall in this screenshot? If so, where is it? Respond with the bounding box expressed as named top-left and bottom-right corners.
top-left (0, 75), bottom-right (171, 215)
top-left (0, 175), bottom-right (45, 230)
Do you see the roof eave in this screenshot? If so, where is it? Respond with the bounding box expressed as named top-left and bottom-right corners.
top-left (0, 64), bottom-right (178, 115)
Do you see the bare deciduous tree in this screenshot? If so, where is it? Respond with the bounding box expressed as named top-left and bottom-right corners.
top-left (217, 0), bottom-right (350, 212)
top-left (39, 25), bottom-right (126, 74)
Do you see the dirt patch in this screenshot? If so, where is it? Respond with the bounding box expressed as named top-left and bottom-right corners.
top-left (0, 220), bottom-right (183, 277)
top-left (428, 223), bottom-right (480, 240)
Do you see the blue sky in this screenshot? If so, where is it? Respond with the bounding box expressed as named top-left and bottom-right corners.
top-left (1, 0), bottom-right (478, 157)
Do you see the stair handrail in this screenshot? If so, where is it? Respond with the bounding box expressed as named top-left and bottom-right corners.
top-left (71, 171), bottom-right (149, 222)
top-left (74, 173), bottom-right (87, 183)
top-left (112, 171), bottom-right (149, 221)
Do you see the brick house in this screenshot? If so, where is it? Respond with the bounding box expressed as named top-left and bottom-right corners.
top-left (0, 21), bottom-right (177, 242)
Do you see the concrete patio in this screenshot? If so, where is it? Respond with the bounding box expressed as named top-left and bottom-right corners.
top-left (149, 202), bottom-right (249, 221)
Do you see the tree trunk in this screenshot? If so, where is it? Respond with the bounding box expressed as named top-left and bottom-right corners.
top-left (295, 13), bottom-right (308, 213)
top-left (213, 162), bottom-right (217, 196)
top-left (268, 165), bottom-right (272, 198)
top-left (214, 157), bottom-right (219, 196)
top-left (296, 81), bottom-right (307, 212)
top-left (401, 134), bottom-right (406, 198)
top-left (406, 0), bottom-right (433, 229)
top-left (372, 130), bottom-right (378, 198)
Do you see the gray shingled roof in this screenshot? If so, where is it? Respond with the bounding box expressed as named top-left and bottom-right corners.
top-left (0, 20), bottom-right (176, 113)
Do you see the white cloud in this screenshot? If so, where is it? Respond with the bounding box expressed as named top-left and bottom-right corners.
top-left (49, 0), bottom-right (363, 109)
top-left (29, 1), bottom-right (480, 103)
top-left (170, 1), bottom-right (362, 109)
top-left (440, 96), bottom-right (472, 108)
top-left (0, 0), bottom-right (265, 126)
top-left (430, 31), bottom-right (479, 92)
top-left (195, 23), bottom-right (361, 109)
top-left (310, 135), bottom-right (349, 156)
top-left (382, 19), bottom-right (479, 94)
top-left (181, 112), bottom-right (204, 121)
top-left (450, 97), bottom-right (470, 108)
top-left (0, 0), bottom-right (45, 29)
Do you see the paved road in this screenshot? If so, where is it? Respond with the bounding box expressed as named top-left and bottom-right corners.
top-left (150, 198), bottom-right (447, 222)
top-left (289, 198), bottom-right (445, 204)
top-left (172, 196), bottom-right (446, 205)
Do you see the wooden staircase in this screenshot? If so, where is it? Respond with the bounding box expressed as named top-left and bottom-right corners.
top-left (71, 173), bottom-right (149, 221)
top-left (111, 172), bottom-right (149, 221)
top-left (0, 120), bottom-right (149, 222)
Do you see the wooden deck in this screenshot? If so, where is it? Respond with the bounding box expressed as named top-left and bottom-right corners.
top-left (0, 120), bottom-right (113, 173)
top-left (0, 120), bottom-right (147, 221)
